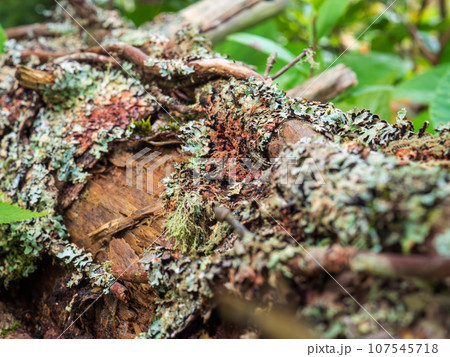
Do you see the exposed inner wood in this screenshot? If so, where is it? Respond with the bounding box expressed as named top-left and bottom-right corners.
top-left (63, 143), bottom-right (182, 263)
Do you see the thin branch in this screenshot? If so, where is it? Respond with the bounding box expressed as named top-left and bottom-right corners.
top-left (53, 53), bottom-right (118, 67)
top-left (214, 205), bottom-right (253, 239)
top-left (290, 244), bottom-right (450, 279)
top-left (270, 47), bottom-right (312, 80)
top-left (439, 0), bottom-right (447, 21)
top-left (263, 52), bottom-right (277, 79)
top-left (406, 23), bottom-right (438, 65)
top-left (5, 23), bottom-right (57, 40)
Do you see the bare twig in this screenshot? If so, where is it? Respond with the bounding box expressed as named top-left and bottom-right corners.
top-left (149, 86), bottom-right (197, 116)
top-left (439, 0), bottom-right (447, 21)
top-left (263, 52), bottom-right (277, 79)
top-left (406, 23), bottom-right (438, 65)
top-left (214, 206), bottom-right (253, 239)
top-left (53, 53), bottom-right (118, 67)
top-left (5, 23), bottom-right (57, 39)
top-left (270, 47), bottom-right (312, 80)
top-left (287, 64), bottom-right (357, 102)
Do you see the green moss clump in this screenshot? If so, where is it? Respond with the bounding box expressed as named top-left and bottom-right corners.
top-left (164, 193), bottom-right (214, 253)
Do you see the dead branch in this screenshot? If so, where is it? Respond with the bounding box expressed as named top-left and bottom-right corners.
top-left (214, 206), bottom-right (252, 238)
top-left (406, 23), bottom-right (439, 65)
top-left (291, 245), bottom-right (450, 279)
top-left (270, 47), bottom-right (312, 80)
top-left (172, 0), bottom-right (288, 44)
top-left (200, 0), bottom-right (263, 33)
top-left (5, 23), bottom-right (58, 40)
top-left (287, 64), bottom-right (357, 102)
top-left (149, 86), bottom-right (198, 116)
top-left (19, 44), bottom-right (265, 84)
top-left (263, 52), bottom-right (277, 79)
top-left (53, 53), bottom-right (118, 67)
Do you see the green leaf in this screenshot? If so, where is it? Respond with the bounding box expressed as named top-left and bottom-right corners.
top-left (0, 24), bottom-right (7, 54)
top-left (394, 64), bottom-right (450, 104)
top-left (430, 68), bottom-right (450, 127)
top-left (315, 0), bottom-right (350, 40)
top-left (0, 200), bottom-right (47, 224)
top-left (339, 52), bottom-right (412, 87)
top-left (336, 87), bottom-right (393, 121)
top-left (310, 0), bottom-right (326, 11)
top-left (412, 109), bottom-right (434, 134)
top-left (227, 33), bottom-right (296, 63)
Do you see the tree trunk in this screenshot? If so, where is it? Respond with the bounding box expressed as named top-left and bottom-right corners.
top-left (0, 0), bottom-right (449, 339)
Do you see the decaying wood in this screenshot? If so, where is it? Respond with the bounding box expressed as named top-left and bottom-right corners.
top-left (15, 66), bottom-right (55, 91)
top-left (287, 64), bottom-right (357, 102)
top-left (1, 0), bottom-right (450, 340)
top-left (88, 203), bottom-right (163, 243)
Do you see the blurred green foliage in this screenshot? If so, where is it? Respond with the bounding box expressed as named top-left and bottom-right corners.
top-left (216, 0), bottom-right (450, 130)
top-left (0, 25), bottom-right (6, 54)
top-left (0, 0), bottom-right (53, 28)
top-left (1, 0), bottom-right (449, 129)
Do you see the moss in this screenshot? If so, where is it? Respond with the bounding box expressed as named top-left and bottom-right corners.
top-left (1, 321), bottom-right (19, 338)
top-left (164, 192), bottom-right (215, 253)
top-left (131, 115), bottom-right (152, 134)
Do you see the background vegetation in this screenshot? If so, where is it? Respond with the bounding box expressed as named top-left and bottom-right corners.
top-left (1, 0), bottom-right (449, 131)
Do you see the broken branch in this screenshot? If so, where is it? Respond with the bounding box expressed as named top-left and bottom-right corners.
top-left (263, 52), bottom-right (277, 79)
top-left (5, 23), bottom-right (58, 40)
top-left (287, 64), bottom-right (357, 102)
top-left (270, 47), bottom-right (312, 80)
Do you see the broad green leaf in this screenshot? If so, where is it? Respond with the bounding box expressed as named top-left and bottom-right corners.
top-left (0, 200), bottom-right (47, 224)
top-left (338, 52), bottom-right (412, 87)
top-left (430, 68), bottom-right (450, 127)
top-left (310, 0), bottom-right (326, 11)
top-left (336, 87), bottom-right (393, 121)
top-left (348, 85), bottom-right (395, 97)
top-left (315, 0), bottom-right (349, 40)
top-left (0, 24), bottom-right (6, 54)
top-left (394, 64), bottom-right (450, 104)
top-left (227, 33), bottom-right (296, 63)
